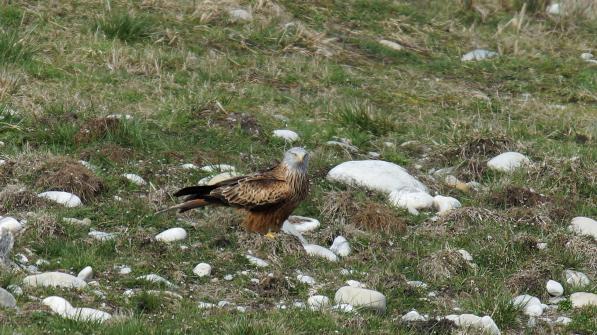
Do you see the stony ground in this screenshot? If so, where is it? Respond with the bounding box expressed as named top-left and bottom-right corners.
top-left (0, 0), bottom-right (596, 334)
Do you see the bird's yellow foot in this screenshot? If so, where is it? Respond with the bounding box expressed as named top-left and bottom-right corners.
top-left (264, 232), bottom-right (277, 239)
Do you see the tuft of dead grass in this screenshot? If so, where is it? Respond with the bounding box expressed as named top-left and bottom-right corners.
top-left (34, 157), bottom-right (103, 200)
top-left (0, 184), bottom-right (46, 212)
top-left (80, 144), bottom-right (133, 163)
top-left (418, 248), bottom-right (471, 281)
top-left (74, 117), bottom-right (121, 143)
top-left (506, 260), bottom-right (552, 295)
top-left (489, 186), bottom-right (546, 208)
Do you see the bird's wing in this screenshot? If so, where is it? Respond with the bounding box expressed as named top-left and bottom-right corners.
top-left (210, 174), bottom-right (292, 209)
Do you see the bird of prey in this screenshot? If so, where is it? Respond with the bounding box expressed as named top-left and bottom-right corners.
top-left (163, 147), bottom-right (309, 237)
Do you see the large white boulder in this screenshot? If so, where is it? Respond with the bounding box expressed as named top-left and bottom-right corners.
top-left (43, 296), bottom-right (111, 323)
top-left (444, 314), bottom-right (500, 335)
top-left (155, 228), bottom-right (187, 243)
top-left (334, 286), bottom-right (386, 313)
top-left (23, 272), bottom-right (87, 289)
top-left (0, 217), bottom-right (24, 234)
top-left (569, 217), bottom-right (597, 240)
top-left (327, 160), bottom-right (427, 194)
top-left (38, 191), bottom-right (82, 207)
top-left (487, 152), bottom-right (530, 173)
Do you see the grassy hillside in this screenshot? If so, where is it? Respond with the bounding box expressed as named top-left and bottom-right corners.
top-left (0, 0), bottom-right (595, 334)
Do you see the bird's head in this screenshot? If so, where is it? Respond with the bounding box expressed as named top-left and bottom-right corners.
top-left (282, 147), bottom-right (309, 171)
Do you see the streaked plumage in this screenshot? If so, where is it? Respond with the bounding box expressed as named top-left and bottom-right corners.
top-left (165, 147), bottom-right (309, 234)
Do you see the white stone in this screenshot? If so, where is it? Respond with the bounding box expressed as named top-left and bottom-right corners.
top-left (7, 284), bottom-right (22, 296)
top-left (297, 275), bottom-right (315, 286)
top-left (326, 140), bottom-right (358, 152)
top-left (136, 274), bottom-right (176, 288)
top-left (555, 316), bottom-right (572, 325)
top-left (0, 287), bottom-right (16, 308)
top-left (580, 53), bottom-right (594, 61)
top-left (0, 217), bottom-right (24, 234)
top-left (307, 295), bottom-right (330, 310)
top-left (570, 292), bottom-right (597, 308)
top-left (346, 280), bottom-right (366, 288)
top-left (445, 314), bottom-right (500, 335)
top-left (292, 301), bottom-right (306, 309)
top-left (88, 230), bottom-right (117, 241)
top-left (280, 221), bottom-right (307, 245)
top-left (433, 195), bottom-right (461, 214)
top-left (303, 244), bottom-right (338, 262)
top-left (245, 255), bottom-right (269, 267)
top-left (461, 49), bottom-right (498, 61)
top-left (217, 300), bottom-right (231, 308)
top-left (77, 266), bottom-right (93, 282)
top-left (569, 217), bottom-right (597, 240)
top-left (330, 236), bottom-right (351, 257)
top-left (15, 253), bottom-right (28, 264)
top-left (332, 303), bottom-right (354, 313)
top-left (106, 114), bottom-right (132, 120)
top-left (546, 3), bottom-right (561, 15)
top-left (115, 265), bottom-right (131, 275)
top-left (388, 190), bottom-right (434, 215)
top-left (23, 272), bottom-right (87, 289)
top-left (272, 129), bottom-right (300, 142)
top-left (327, 160), bottom-right (427, 194)
top-left (458, 249), bottom-right (473, 262)
top-left (181, 163), bottom-right (198, 170)
top-left (200, 164), bottom-right (236, 173)
top-left (537, 242), bottom-right (547, 250)
top-left (379, 39), bottom-right (403, 51)
top-left (224, 274), bottom-right (234, 281)
top-left (62, 217), bottom-right (91, 226)
top-left (546, 280), bottom-right (564, 297)
top-left (487, 152), bottom-right (530, 173)
top-left (42, 296), bottom-right (111, 323)
top-left (564, 270), bottom-right (590, 287)
top-left (512, 295), bottom-right (544, 316)
top-left (155, 227), bottom-right (187, 243)
top-left (78, 160), bottom-right (95, 171)
top-left (228, 8), bottom-right (252, 21)
top-left (334, 286), bottom-right (386, 313)
top-left (406, 280), bottom-right (428, 289)
top-left (193, 263), bottom-right (211, 277)
top-left (284, 216), bottom-right (320, 233)
top-left (402, 310), bottom-right (428, 322)
top-left (38, 191), bottom-right (82, 207)
top-left (197, 302), bottom-right (216, 309)
top-left (122, 173), bottom-right (146, 185)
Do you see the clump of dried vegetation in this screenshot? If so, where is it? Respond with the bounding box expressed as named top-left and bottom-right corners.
top-left (0, 184), bottom-right (45, 212)
top-left (33, 156), bottom-right (103, 200)
top-left (74, 117), bottom-right (122, 143)
top-left (418, 248), bottom-right (472, 281)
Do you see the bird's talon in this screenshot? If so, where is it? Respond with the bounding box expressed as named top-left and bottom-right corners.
top-left (265, 232), bottom-right (277, 239)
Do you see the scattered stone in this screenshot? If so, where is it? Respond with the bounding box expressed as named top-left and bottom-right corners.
top-left (564, 269), bottom-right (590, 287)
top-left (346, 280), bottom-right (366, 288)
top-left (406, 280), bottom-right (428, 289)
top-left (330, 236), bottom-right (351, 257)
top-left (0, 230), bottom-right (14, 267)
top-left (487, 152), bottom-right (530, 173)
top-left (15, 253), bottom-right (28, 264)
top-left (401, 310), bottom-right (428, 322)
top-left (122, 173), bottom-right (146, 186)
top-left (379, 39), bottom-right (403, 51)
top-left (115, 265), bottom-right (131, 275)
top-left (224, 274), bottom-right (234, 281)
top-left (334, 286), bottom-right (386, 313)
top-left (569, 217), bottom-right (597, 240)
top-left (23, 272), bottom-right (87, 289)
top-left (285, 216), bottom-right (320, 233)
top-left (546, 280), bottom-right (564, 297)
top-left (537, 242), bottom-right (547, 250)
top-left (280, 221), bottom-right (307, 245)
top-left (388, 190), bottom-right (434, 215)
top-left (555, 316), bottom-right (572, 325)
top-left (217, 300), bottom-right (231, 308)
top-left (292, 301), bottom-right (306, 309)
top-left (570, 292), bottom-right (597, 308)
top-left (245, 255), bottom-right (269, 267)
top-left (0, 287), bottom-right (16, 309)
top-left (580, 53), bottom-right (594, 61)
top-left (136, 274), bottom-right (176, 288)
top-left (7, 284), bottom-right (22, 296)
top-left (155, 227), bottom-right (187, 243)
top-left (88, 230), bottom-right (117, 241)
top-left (236, 306), bottom-right (247, 313)
top-left (512, 295), bottom-right (544, 316)
top-left (200, 164), bottom-right (236, 173)
top-left (307, 295), bottom-right (330, 310)
top-left (272, 129), bottom-right (299, 142)
top-left (296, 275), bottom-right (315, 286)
top-left (327, 160), bottom-right (427, 194)
top-left (444, 314), bottom-right (500, 335)
top-left (228, 8), bottom-right (252, 22)
top-left (180, 163), bottom-right (198, 170)
top-left (457, 249), bottom-right (473, 262)
top-left (193, 263), bottom-right (211, 277)
top-left (38, 191), bottom-right (82, 207)
top-left (433, 195), bottom-right (461, 214)
top-left (106, 114), bottom-right (132, 120)
top-left (42, 296), bottom-right (111, 323)
top-left (461, 49), bottom-right (498, 61)
top-left (548, 296), bottom-right (566, 304)
top-left (332, 303), bottom-right (354, 313)
top-left (198, 302), bottom-right (216, 309)
top-left (62, 217), bottom-right (91, 226)
top-left (0, 217), bottom-right (24, 234)
top-left (326, 140), bottom-right (358, 152)
top-left (77, 266), bottom-right (93, 282)
top-left (546, 3), bottom-right (561, 15)
top-left (303, 244), bottom-right (338, 262)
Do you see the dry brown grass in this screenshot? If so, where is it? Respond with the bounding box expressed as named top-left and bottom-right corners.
top-left (74, 117), bottom-right (122, 143)
top-left (0, 184), bottom-right (46, 212)
top-left (34, 156), bottom-right (103, 200)
top-left (418, 248), bottom-right (472, 281)
top-left (80, 144), bottom-right (134, 163)
top-left (506, 260), bottom-right (552, 295)
top-left (488, 186), bottom-right (546, 208)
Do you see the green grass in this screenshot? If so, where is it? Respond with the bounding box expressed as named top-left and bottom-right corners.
top-left (0, 0), bottom-right (595, 333)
